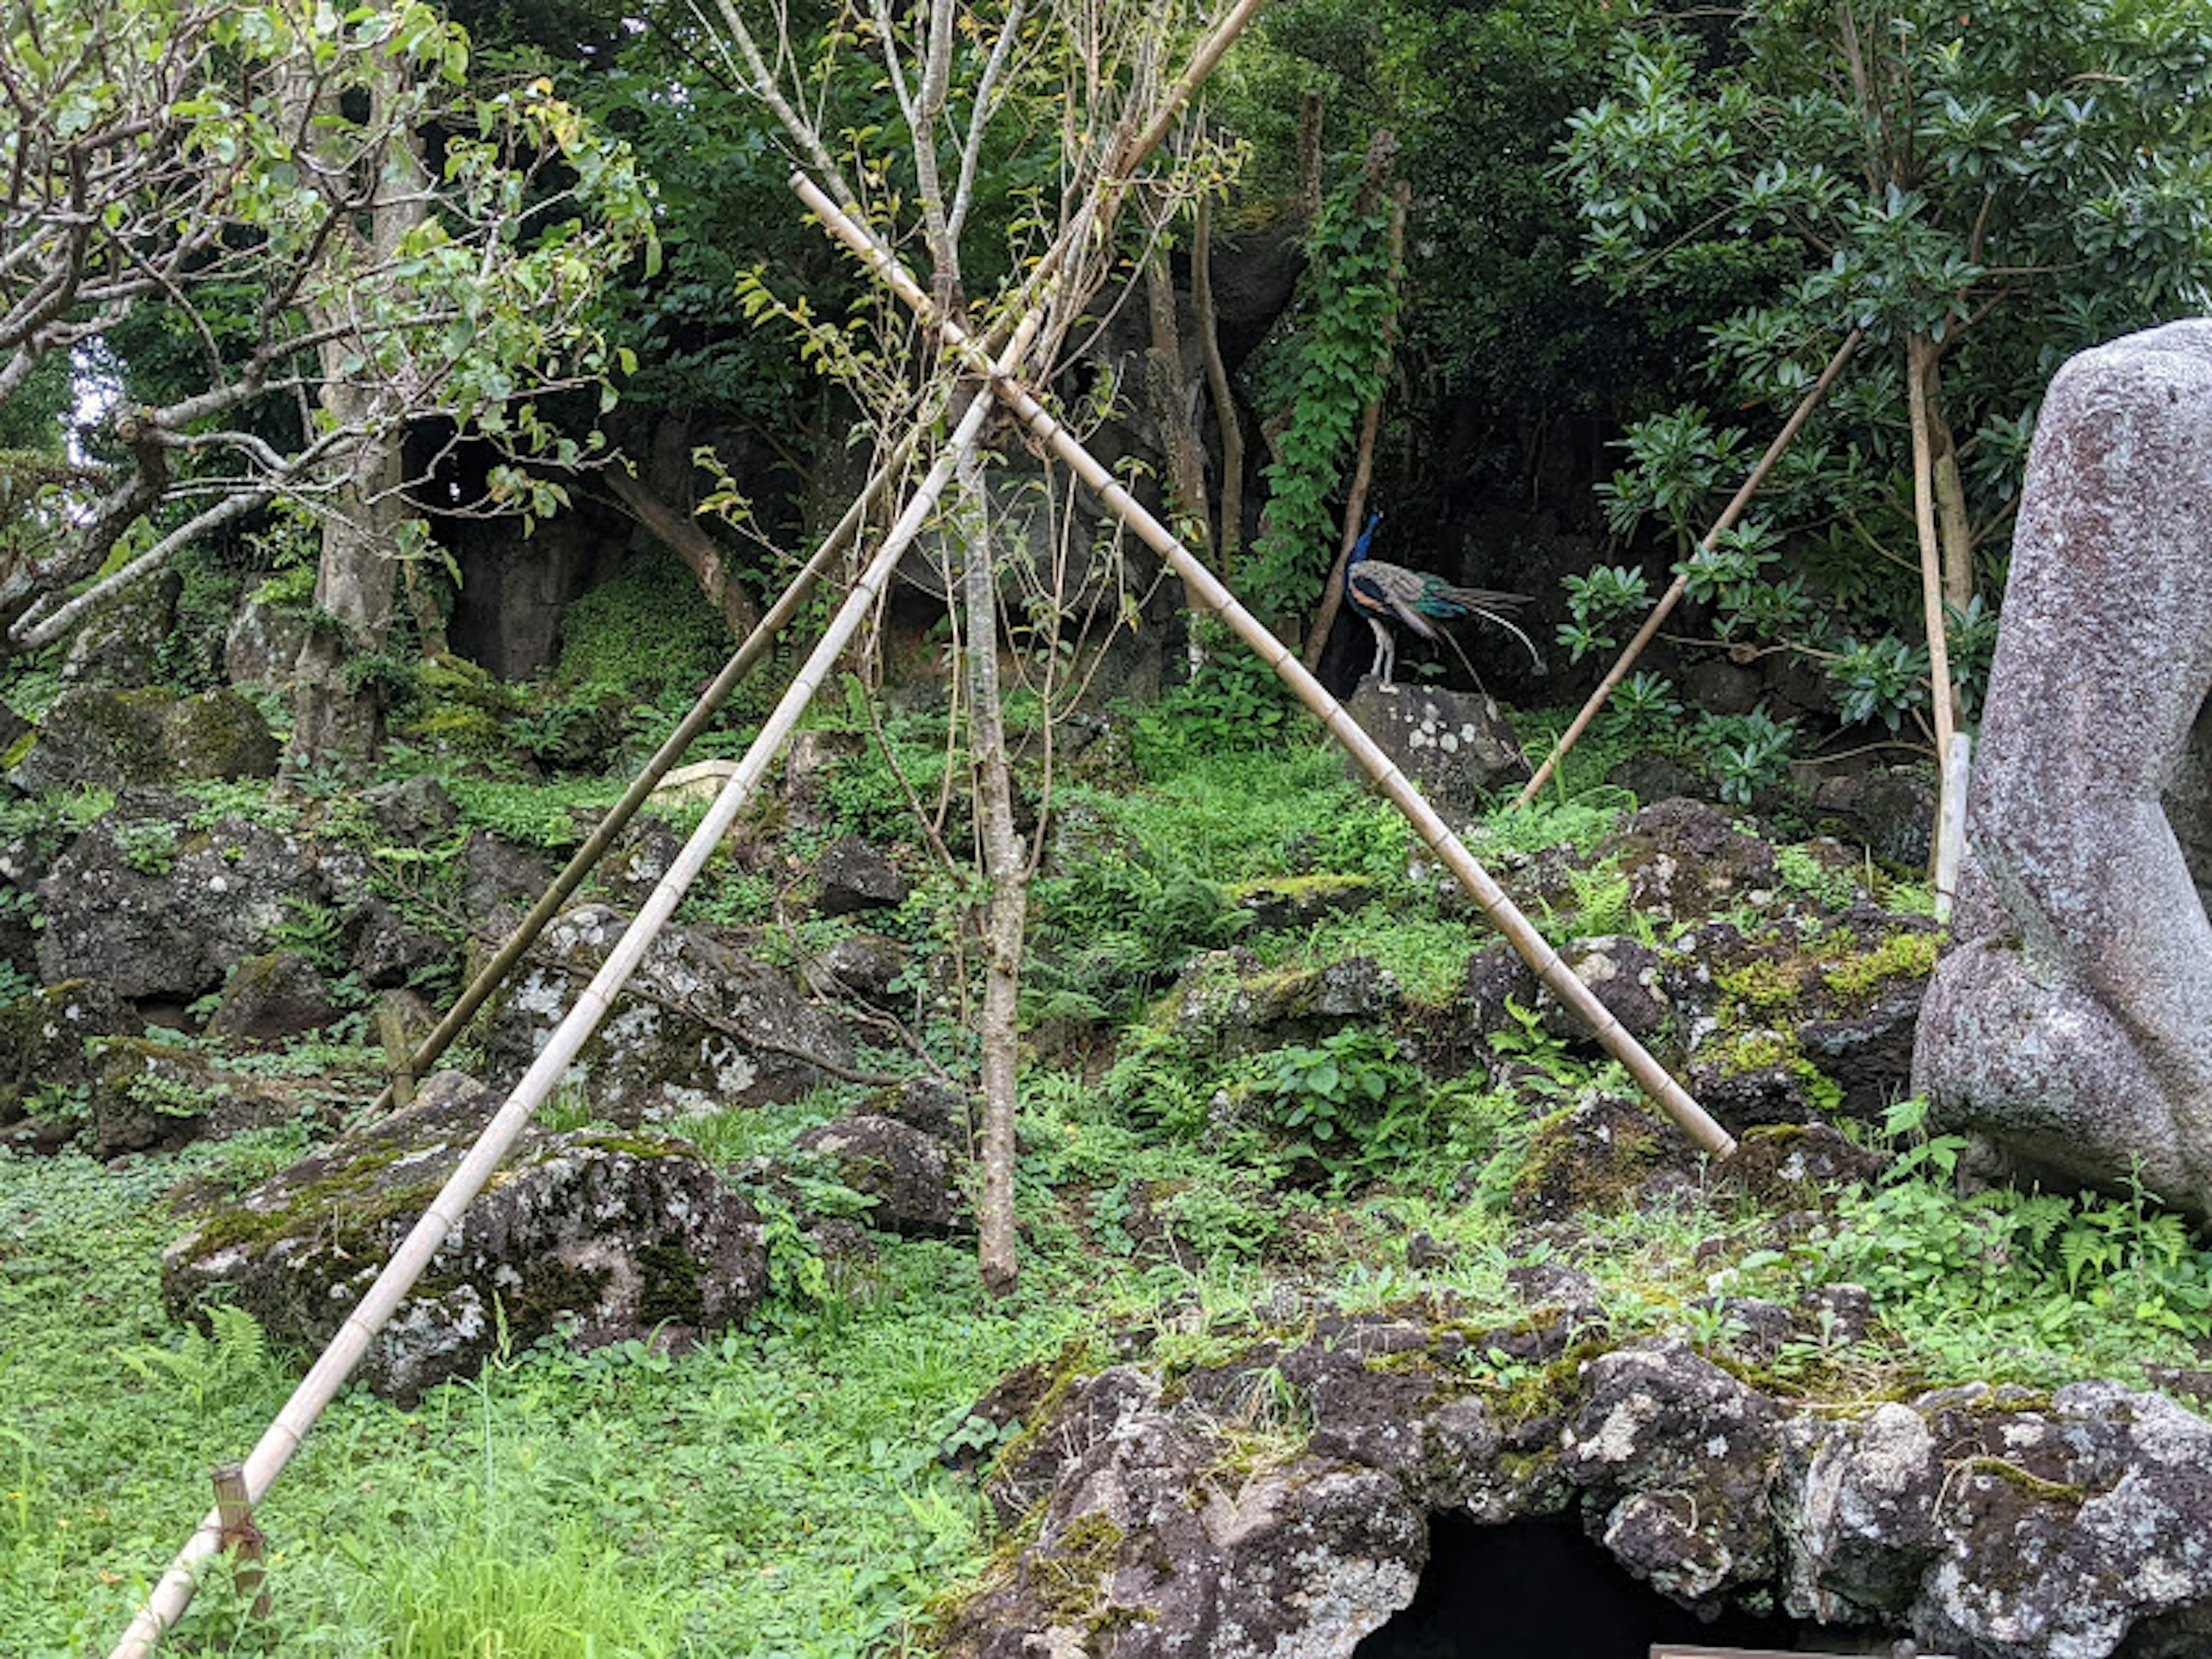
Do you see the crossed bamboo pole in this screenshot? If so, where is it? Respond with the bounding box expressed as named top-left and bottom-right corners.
top-left (357, 435), bottom-right (917, 1116)
top-left (1513, 330), bottom-right (1862, 809)
top-left (797, 172), bottom-right (1736, 1160)
top-left (112, 9), bottom-right (1276, 1639)
top-left (107, 319), bottom-right (1041, 1659)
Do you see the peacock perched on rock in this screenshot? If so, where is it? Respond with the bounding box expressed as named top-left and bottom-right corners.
top-left (1342, 512), bottom-right (1544, 688)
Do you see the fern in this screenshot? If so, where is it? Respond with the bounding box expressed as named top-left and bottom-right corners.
top-left (113, 1305), bottom-right (273, 1413)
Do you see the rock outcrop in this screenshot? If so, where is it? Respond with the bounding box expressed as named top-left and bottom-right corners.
top-left (1342, 678), bottom-right (1529, 813)
top-left (942, 1319), bottom-right (2212, 1659)
top-left (477, 904), bottom-right (853, 1121)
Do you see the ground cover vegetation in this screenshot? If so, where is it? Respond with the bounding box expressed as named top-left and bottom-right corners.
top-left (5, 0), bottom-right (2212, 1653)
top-left (9, 678), bottom-right (2212, 1653)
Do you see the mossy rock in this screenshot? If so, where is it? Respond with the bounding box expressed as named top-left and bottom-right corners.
top-left (162, 687), bottom-right (281, 780)
top-left (1510, 1091), bottom-right (1687, 1221)
top-left (7, 686), bottom-right (277, 797)
top-left (9, 687), bottom-right (171, 794)
top-left (162, 1071), bottom-right (767, 1401)
top-left (0, 978), bottom-right (140, 1124)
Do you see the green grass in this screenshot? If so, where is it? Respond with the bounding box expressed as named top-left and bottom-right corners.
top-left (17, 696), bottom-right (2212, 1657)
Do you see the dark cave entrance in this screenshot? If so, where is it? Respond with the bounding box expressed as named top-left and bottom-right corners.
top-left (1354, 1513), bottom-right (1866, 1659)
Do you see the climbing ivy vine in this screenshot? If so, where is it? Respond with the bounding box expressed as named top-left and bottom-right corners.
top-left (1247, 184), bottom-right (1399, 623)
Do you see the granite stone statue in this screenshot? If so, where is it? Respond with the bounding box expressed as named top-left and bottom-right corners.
top-left (1914, 320), bottom-right (2212, 1217)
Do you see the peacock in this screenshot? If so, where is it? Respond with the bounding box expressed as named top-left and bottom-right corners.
top-left (1343, 512), bottom-right (1544, 688)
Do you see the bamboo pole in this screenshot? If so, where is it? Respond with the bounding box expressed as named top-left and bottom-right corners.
top-left (355, 433), bottom-right (916, 1119)
top-left (1512, 330), bottom-right (1862, 810)
top-left (1907, 332), bottom-right (1961, 849)
top-left (1933, 730), bottom-right (1971, 923)
top-left (800, 175), bottom-right (1734, 1160)
top-left (107, 321), bottom-right (1040, 1659)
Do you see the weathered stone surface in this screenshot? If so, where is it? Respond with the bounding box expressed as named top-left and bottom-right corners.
top-left (37, 805), bottom-right (335, 998)
top-left (461, 831), bottom-right (555, 920)
top-left (1601, 797), bottom-right (1779, 925)
top-left (815, 835), bottom-right (909, 915)
top-left (1812, 766), bottom-right (1938, 874)
top-left (1512, 1091), bottom-right (1692, 1221)
top-left (1560, 1338), bottom-right (1783, 1607)
top-left (361, 775), bottom-right (459, 844)
top-left (1228, 874), bottom-right (1377, 936)
top-left (478, 903), bottom-right (852, 1120)
top-left (62, 569), bottom-right (180, 688)
top-left (942, 1313), bottom-right (2212, 1659)
top-left (208, 950), bottom-right (338, 1044)
top-left (1166, 948), bottom-right (1398, 1054)
top-left (162, 1072), bottom-right (766, 1400)
top-left (224, 587), bottom-right (311, 685)
top-left (1915, 321), bottom-right (2212, 1217)
top-left (347, 895), bottom-right (457, 990)
top-left (85, 1038), bottom-right (281, 1157)
top-left (1342, 678), bottom-right (1529, 813)
top-left (794, 1113), bottom-right (956, 1236)
top-left (1718, 1123), bottom-right (1889, 1210)
top-left (9, 688), bottom-right (168, 794)
top-left (820, 933), bottom-right (908, 1005)
top-left (8, 687), bottom-right (279, 796)
top-left (946, 1366), bottom-right (1426, 1659)
top-left (1539, 935), bottom-right (1669, 1043)
top-left (0, 979), bottom-right (141, 1125)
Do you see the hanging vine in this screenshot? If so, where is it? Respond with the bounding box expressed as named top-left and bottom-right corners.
top-left (1246, 176), bottom-right (1399, 624)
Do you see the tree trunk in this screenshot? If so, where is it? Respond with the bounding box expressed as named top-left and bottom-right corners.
top-left (284, 38), bottom-right (425, 773)
top-left (1192, 191), bottom-right (1243, 574)
top-left (1141, 237), bottom-right (1210, 540)
top-left (289, 410), bottom-right (407, 769)
top-left (959, 448), bottom-right (1025, 1298)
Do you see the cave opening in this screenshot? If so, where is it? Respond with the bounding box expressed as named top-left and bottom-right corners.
top-left (1354, 1512), bottom-right (1882, 1659)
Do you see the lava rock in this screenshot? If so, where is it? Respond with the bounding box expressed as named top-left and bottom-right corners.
top-left (9, 686), bottom-right (278, 796)
top-left (208, 950), bottom-right (339, 1044)
top-left (815, 835), bottom-right (910, 915)
top-left (477, 903), bottom-right (852, 1120)
top-left (1167, 948), bottom-right (1398, 1054)
top-left (1601, 797), bottom-right (1781, 925)
top-left (162, 1072), bottom-right (766, 1401)
top-left (1342, 677), bottom-right (1531, 814)
top-left (1540, 935), bottom-right (1670, 1043)
top-left (1559, 1336), bottom-right (1783, 1607)
top-left (361, 775), bottom-right (460, 844)
top-left (39, 807), bottom-right (334, 999)
top-left (795, 1113), bottom-right (956, 1236)
top-left (0, 979), bottom-right (141, 1125)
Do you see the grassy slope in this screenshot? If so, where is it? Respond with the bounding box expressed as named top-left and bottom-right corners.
top-left (9, 696), bottom-right (2212, 1656)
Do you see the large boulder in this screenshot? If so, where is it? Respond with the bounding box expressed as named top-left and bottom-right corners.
top-left (8, 687), bottom-right (278, 796)
top-left (794, 1113), bottom-right (956, 1236)
top-left (162, 1072), bottom-right (767, 1401)
top-left (1914, 321), bottom-right (2212, 1217)
top-left (478, 903), bottom-right (853, 1121)
top-left (0, 979), bottom-right (141, 1126)
top-left (61, 569), bottom-right (181, 688)
top-left (1342, 678), bottom-right (1529, 814)
top-left (37, 802), bottom-right (335, 999)
top-left (207, 950), bottom-right (339, 1044)
top-left (1165, 948), bottom-right (1398, 1055)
